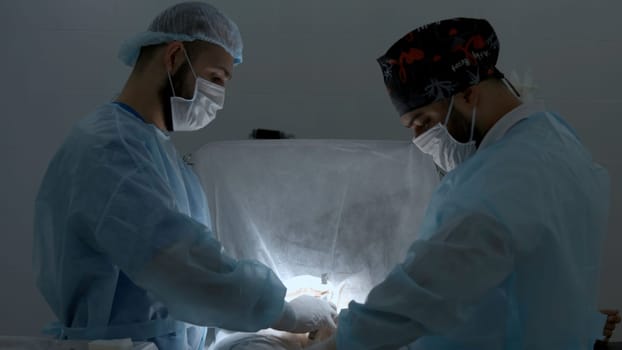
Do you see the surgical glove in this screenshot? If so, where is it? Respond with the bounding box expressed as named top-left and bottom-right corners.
top-left (272, 295), bottom-right (337, 334)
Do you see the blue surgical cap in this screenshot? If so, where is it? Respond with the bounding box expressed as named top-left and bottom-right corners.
top-left (118, 1), bottom-right (243, 66)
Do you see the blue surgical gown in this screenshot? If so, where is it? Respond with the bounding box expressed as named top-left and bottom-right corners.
top-left (33, 103), bottom-right (287, 350)
top-left (337, 111), bottom-right (610, 349)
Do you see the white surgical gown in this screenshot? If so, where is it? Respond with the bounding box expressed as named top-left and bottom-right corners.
top-left (336, 108), bottom-right (610, 349)
top-left (33, 103), bottom-right (287, 350)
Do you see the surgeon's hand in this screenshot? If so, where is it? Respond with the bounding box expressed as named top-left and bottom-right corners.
top-left (601, 309), bottom-right (621, 341)
top-left (305, 334), bottom-right (337, 350)
top-left (272, 295), bottom-right (338, 334)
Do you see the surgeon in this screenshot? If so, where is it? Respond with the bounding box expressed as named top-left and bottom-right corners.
top-left (308, 17), bottom-right (610, 349)
top-left (33, 2), bottom-right (336, 350)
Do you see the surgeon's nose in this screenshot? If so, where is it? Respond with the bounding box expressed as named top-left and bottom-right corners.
top-left (414, 120), bottom-right (437, 138)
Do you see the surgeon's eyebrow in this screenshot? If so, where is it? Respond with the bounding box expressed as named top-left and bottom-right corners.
top-left (403, 112), bottom-right (423, 128)
top-left (219, 66), bottom-right (232, 81)
top-left (204, 66), bottom-right (232, 81)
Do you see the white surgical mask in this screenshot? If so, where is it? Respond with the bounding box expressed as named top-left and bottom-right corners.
top-left (412, 96), bottom-right (477, 173)
top-left (167, 49), bottom-right (225, 132)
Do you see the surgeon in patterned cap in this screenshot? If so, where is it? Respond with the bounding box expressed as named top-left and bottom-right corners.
top-left (378, 17), bottom-right (520, 174)
top-left (308, 17), bottom-right (610, 350)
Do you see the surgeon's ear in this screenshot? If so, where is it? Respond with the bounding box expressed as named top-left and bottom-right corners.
top-left (452, 86), bottom-right (478, 117)
top-left (459, 85), bottom-right (480, 107)
top-left (163, 41), bottom-right (185, 75)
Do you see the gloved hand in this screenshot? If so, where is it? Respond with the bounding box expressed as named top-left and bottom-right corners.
top-left (272, 295), bottom-right (338, 334)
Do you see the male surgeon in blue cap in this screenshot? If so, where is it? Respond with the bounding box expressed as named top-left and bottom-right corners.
top-left (33, 3), bottom-right (337, 350)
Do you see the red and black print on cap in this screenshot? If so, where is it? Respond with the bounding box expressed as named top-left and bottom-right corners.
top-left (377, 18), bottom-right (503, 116)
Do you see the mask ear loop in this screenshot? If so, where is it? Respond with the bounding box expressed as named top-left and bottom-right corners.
top-left (469, 103), bottom-right (477, 142)
top-left (167, 45), bottom-right (198, 99)
top-left (167, 71), bottom-right (177, 97)
top-left (182, 46), bottom-right (198, 79)
top-left (443, 96), bottom-right (455, 126)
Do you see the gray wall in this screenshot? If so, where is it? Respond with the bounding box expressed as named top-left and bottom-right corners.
top-left (1, 0), bottom-right (620, 340)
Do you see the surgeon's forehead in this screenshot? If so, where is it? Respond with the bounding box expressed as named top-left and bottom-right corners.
top-left (193, 42), bottom-right (233, 70)
top-left (399, 102), bottom-right (444, 126)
